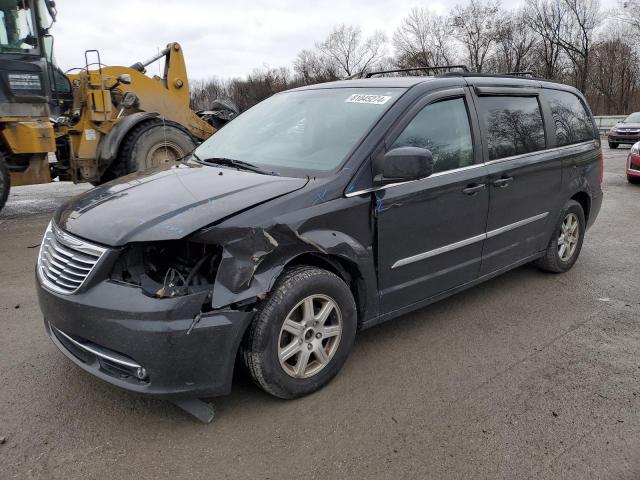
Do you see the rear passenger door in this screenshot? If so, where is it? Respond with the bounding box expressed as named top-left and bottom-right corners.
top-left (474, 88), bottom-right (561, 276)
top-left (376, 88), bottom-right (489, 314)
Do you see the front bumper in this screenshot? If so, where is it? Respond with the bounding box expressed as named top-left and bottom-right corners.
top-left (608, 133), bottom-right (640, 144)
top-left (38, 279), bottom-right (254, 399)
top-left (627, 154), bottom-right (640, 177)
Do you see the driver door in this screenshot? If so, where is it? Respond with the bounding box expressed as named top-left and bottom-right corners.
top-left (376, 88), bottom-right (489, 314)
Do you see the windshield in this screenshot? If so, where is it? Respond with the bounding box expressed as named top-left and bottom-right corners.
top-left (0, 0), bottom-right (37, 54)
top-left (194, 87), bottom-right (405, 174)
top-left (623, 112), bottom-right (640, 123)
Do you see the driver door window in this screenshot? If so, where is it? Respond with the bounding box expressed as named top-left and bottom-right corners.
top-left (391, 97), bottom-right (474, 173)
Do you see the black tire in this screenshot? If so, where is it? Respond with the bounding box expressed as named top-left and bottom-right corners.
top-left (535, 200), bottom-right (586, 273)
top-left (608, 142), bottom-right (618, 149)
top-left (102, 119), bottom-right (195, 181)
top-left (0, 154), bottom-right (9, 213)
top-left (628, 175), bottom-right (640, 184)
top-left (242, 266), bottom-right (357, 399)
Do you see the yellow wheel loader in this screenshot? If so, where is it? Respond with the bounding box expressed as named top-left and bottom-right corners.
top-left (0, 0), bottom-right (236, 212)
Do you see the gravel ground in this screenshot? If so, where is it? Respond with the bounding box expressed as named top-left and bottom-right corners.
top-left (0, 147), bottom-right (639, 479)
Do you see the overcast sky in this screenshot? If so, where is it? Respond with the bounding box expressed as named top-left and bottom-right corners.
top-left (52, 0), bottom-right (617, 81)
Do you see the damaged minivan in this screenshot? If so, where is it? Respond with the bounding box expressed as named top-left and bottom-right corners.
top-left (37, 70), bottom-right (603, 421)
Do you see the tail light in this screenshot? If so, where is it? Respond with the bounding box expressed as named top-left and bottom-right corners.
top-left (599, 147), bottom-right (604, 185)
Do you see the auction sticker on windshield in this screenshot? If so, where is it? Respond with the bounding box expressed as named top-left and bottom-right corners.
top-left (345, 93), bottom-right (391, 105)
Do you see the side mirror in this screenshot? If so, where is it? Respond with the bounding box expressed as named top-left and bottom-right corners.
top-left (374, 147), bottom-right (434, 185)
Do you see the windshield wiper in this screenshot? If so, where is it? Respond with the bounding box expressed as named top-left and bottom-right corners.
top-left (191, 153), bottom-right (278, 176)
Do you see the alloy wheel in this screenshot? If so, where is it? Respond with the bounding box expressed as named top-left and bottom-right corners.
top-left (557, 212), bottom-right (580, 262)
top-left (277, 294), bottom-right (342, 379)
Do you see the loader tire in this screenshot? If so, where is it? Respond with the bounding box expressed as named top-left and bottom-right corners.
top-left (0, 154), bottom-right (10, 213)
top-left (104, 119), bottom-right (196, 181)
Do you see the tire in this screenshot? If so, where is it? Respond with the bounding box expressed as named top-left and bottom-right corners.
top-left (628, 175), bottom-right (640, 184)
top-left (535, 200), bottom-right (586, 273)
top-left (608, 142), bottom-right (618, 149)
top-left (103, 119), bottom-right (196, 181)
top-left (0, 154), bottom-right (9, 213)
top-left (242, 266), bottom-right (357, 399)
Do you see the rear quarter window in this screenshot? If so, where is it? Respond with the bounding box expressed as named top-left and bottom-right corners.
top-left (479, 96), bottom-right (546, 161)
top-left (545, 89), bottom-right (595, 146)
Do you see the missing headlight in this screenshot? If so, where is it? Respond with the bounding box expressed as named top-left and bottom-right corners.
top-left (111, 240), bottom-right (221, 298)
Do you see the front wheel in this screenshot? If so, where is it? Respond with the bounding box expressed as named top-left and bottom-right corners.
top-left (535, 200), bottom-right (586, 273)
top-left (0, 155), bottom-right (10, 213)
top-left (101, 119), bottom-right (196, 182)
top-left (628, 175), bottom-right (640, 184)
top-left (608, 142), bottom-right (618, 149)
top-left (242, 266), bottom-right (357, 399)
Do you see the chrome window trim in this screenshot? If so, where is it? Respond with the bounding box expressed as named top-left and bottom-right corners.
top-left (50, 324), bottom-right (142, 369)
top-left (391, 212), bottom-right (549, 269)
top-left (345, 140), bottom-right (597, 198)
top-left (345, 163), bottom-right (485, 197)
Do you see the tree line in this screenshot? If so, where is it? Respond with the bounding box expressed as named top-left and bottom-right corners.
top-left (190, 0), bottom-right (640, 116)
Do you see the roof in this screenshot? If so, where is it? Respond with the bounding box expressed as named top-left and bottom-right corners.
top-left (289, 73), bottom-right (582, 97)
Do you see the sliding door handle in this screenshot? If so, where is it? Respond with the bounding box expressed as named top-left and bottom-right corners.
top-left (462, 183), bottom-right (486, 195)
top-left (493, 176), bottom-right (514, 188)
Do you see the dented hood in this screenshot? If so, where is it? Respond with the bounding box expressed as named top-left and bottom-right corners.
top-left (54, 163), bottom-right (308, 246)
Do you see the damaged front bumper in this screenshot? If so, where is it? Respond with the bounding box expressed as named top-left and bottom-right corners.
top-left (37, 278), bottom-right (254, 399)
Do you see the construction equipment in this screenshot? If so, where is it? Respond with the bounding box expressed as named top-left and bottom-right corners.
top-left (0, 0), bottom-right (236, 212)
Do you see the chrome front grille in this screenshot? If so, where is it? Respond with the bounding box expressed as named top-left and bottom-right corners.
top-left (37, 222), bottom-right (107, 294)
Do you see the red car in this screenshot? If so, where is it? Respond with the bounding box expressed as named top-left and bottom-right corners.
top-left (628, 142), bottom-right (640, 184)
top-left (608, 112), bottom-right (640, 148)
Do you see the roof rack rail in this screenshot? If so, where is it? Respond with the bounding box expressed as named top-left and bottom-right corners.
top-left (503, 71), bottom-right (538, 78)
top-left (363, 65), bottom-right (469, 78)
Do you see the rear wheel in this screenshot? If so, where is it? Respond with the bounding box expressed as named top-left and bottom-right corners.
top-left (0, 154), bottom-right (10, 213)
top-left (242, 266), bottom-right (357, 399)
top-left (102, 119), bottom-right (196, 181)
top-left (535, 200), bottom-right (586, 273)
top-left (608, 142), bottom-right (618, 149)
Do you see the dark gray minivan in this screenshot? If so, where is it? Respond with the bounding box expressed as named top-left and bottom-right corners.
top-left (37, 70), bottom-right (603, 421)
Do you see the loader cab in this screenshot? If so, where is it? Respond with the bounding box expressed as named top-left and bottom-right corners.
top-left (0, 0), bottom-right (70, 116)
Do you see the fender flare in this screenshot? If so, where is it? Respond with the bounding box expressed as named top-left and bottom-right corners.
top-left (96, 112), bottom-right (159, 163)
top-left (204, 225), bottom-right (376, 317)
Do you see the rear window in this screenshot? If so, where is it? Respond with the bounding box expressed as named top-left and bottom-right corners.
top-left (479, 96), bottom-right (546, 161)
top-left (545, 89), bottom-right (595, 146)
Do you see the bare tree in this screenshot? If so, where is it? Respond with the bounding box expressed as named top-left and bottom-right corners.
top-left (589, 28), bottom-right (640, 114)
top-left (293, 49), bottom-right (339, 84)
top-left (618, 0), bottom-right (640, 33)
top-left (450, 0), bottom-right (501, 72)
top-left (393, 7), bottom-right (456, 69)
top-left (556, 0), bottom-right (602, 92)
top-left (491, 9), bottom-right (539, 73)
top-left (316, 24), bottom-right (387, 77)
top-left (526, 0), bottom-right (566, 79)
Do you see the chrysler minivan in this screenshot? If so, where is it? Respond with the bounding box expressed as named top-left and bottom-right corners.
top-left (37, 71), bottom-right (603, 421)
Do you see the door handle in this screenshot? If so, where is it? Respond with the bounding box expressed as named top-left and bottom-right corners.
top-left (493, 176), bottom-right (513, 188)
top-left (462, 183), bottom-right (486, 195)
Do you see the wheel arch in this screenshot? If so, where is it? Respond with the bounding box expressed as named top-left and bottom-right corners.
top-left (96, 112), bottom-right (159, 164)
top-left (284, 252), bottom-right (368, 328)
top-left (570, 190), bottom-right (591, 223)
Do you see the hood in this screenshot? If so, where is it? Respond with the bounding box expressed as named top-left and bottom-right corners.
top-left (613, 122), bottom-right (640, 130)
top-left (54, 163), bottom-right (308, 246)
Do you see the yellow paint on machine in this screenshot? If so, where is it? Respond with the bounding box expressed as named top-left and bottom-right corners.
top-left (1, 120), bottom-right (56, 154)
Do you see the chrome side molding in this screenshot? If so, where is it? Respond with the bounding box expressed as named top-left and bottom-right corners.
top-left (391, 212), bottom-right (549, 269)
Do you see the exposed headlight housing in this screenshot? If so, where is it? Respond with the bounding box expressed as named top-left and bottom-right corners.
top-left (8, 73), bottom-right (42, 91)
top-left (110, 240), bottom-right (220, 298)
top-left (631, 142), bottom-right (640, 156)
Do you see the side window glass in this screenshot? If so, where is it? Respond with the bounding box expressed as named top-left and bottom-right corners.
top-left (545, 89), bottom-right (595, 146)
top-left (391, 97), bottom-right (473, 174)
top-left (479, 96), bottom-right (546, 161)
